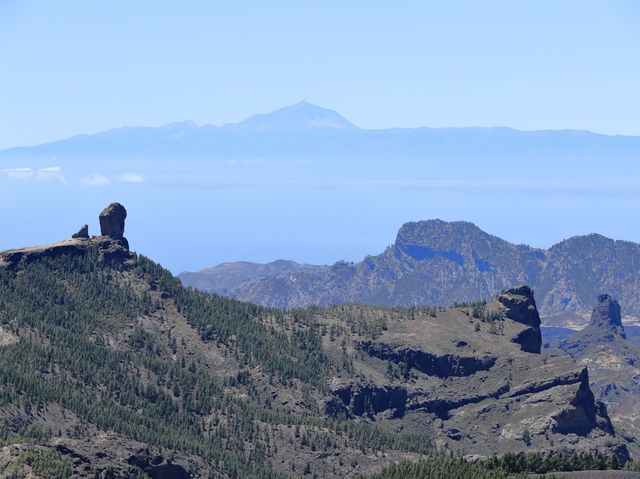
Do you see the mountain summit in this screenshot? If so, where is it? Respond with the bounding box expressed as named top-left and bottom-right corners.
top-left (227, 101), bottom-right (359, 132)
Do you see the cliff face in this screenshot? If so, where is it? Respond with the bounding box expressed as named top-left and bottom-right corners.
top-left (180, 220), bottom-right (640, 322)
top-left (321, 287), bottom-right (627, 461)
top-left (495, 285), bottom-right (542, 353)
top-left (552, 295), bottom-right (640, 452)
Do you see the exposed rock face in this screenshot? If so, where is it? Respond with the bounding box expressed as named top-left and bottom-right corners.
top-left (552, 295), bottom-right (640, 449)
top-left (360, 340), bottom-right (496, 378)
top-left (559, 294), bottom-right (627, 356)
top-left (590, 294), bottom-right (624, 334)
top-left (327, 384), bottom-right (407, 418)
top-left (72, 224), bottom-right (89, 239)
top-left (126, 448), bottom-right (191, 479)
top-left (321, 292), bottom-right (628, 461)
top-left (99, 203), bottom-right (127, 239)
top-left (495, 285), bottom-right (542, 354)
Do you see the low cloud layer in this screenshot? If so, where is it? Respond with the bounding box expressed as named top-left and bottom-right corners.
top-left (4, 167), bottom-right (33, 179)
top-left (119, 172), bottom-right (143, 183)
top-left (4, 166), bottom-right (65, 182)
top-left (80, 174), bottom-right (110, 187)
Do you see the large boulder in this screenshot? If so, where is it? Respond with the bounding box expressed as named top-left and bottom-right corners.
top-left (99, 203), bottom-right (127, 239)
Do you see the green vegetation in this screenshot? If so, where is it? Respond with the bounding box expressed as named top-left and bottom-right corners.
top-left (484, 451), bottom-right (619, 474)
top-left (0, 248), bottom-right (626, 478)
top-left (136, 255), bottom-right (330, 388)
top-left (626, 460), bottom-right (640, 471)
top-left (18, 449), bottom-right (73, 479)
top-left (0, 249), bottom-right (438, 478)
top-left (363, 450), bottom-right (624, 479)
top-left (361, 458), bottom-right (525, 479)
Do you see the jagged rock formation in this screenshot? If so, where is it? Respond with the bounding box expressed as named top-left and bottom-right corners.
top-left (72, 224), bottom-right (89, 239)
top-left (179, 220), bottom-right (640, 322)
top-left (591, 294), bottom-right (625, 332)
top-left (320, 287), bottom-right (628, 461)
top-left (551, 295), bottom-right (640, 457)
top-left (495, 285), bottom-right (542, 353)
top-left (559, 295), bottom-right (627, 356)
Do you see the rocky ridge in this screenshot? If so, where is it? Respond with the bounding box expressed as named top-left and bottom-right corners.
top-left (180, 220), bottom-right (640, 322)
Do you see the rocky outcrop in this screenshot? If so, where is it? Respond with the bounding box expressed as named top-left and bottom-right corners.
top-left (559, 295), bottom-right (628, 356)
top-left (0, 204), bottom-right (132, 270)
top-left (551, 368), bottom-right (600, 436)
top-left (589, 294), bottom-right (625, 338)
top-left (126, 448), bottom-right (191, 479)
top-left (360, 341), bottom-right (496, 378)
top-left (321, 292), bottom-right (627, 461)
top-left (99, 203), bottom-right (127, 239)
top-left (72, 224), bottom-right (89, 239)
top-left (328, 384), bottom-right (407, 418)
top-left (495, 285), bottom-right (542, 353)
top-left (553, 295), bottom-right (640, 445)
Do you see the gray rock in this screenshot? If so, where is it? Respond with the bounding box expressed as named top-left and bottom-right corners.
top-left (99, 203), bottom-right (127, 239)
top-left (591, 294), bottom-right (623, 330)
top-left (322, 292), bottom-right (627, 462)
top-left (553, 295), bottom-right (640, 450)
top-left (496, 285), bottom-right (542, 354)
top-left (72, 224), bottom-right (89, 239)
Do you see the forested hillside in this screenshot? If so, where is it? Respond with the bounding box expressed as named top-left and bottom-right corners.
top-left (0, 206), bottom-right (632, 477)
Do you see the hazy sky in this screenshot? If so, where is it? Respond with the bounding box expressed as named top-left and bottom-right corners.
top-left (1, 1), bottom-right (639, 149)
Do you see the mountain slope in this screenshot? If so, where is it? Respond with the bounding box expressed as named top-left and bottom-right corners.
top-left (180, 220), bottom-right (640, 321)
top-left (0, 204), bottom-right (630, 476)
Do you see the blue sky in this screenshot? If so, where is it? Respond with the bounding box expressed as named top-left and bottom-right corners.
top-left (1, 1), bottom-right (639, 149)
top-left (1, 1), bottom-right (640, 273)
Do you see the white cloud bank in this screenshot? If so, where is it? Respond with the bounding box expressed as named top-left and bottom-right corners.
top-left (4, 166), bottom-right (65, 182)
top-left (4, 167), bottom-right (34, 179)
top-left (80, 174), bottom-right (110, 186)
top-left (37, 166), bottom-right (65, 181)
top-left (119, 172), bottom-right (143, 183)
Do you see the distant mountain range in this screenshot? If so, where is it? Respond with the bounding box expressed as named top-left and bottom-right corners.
top-left (2, 101), bottom-right (640, 179)
top-left (179, 219), bottom-right (640, 321)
